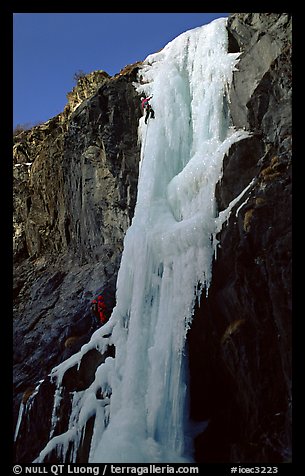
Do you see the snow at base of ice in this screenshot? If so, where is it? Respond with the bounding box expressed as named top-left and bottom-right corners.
top-left (34, 17), bottom-right (250, 464)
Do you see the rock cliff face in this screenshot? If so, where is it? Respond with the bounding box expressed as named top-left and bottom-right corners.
top-left (13, 13), bottom-right (291, 464)
top-left (13, 64), bottom-right (142, 440)
top-left (188, 13), bottom-right (292, 463)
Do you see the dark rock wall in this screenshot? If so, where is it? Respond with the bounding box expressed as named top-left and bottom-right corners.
top-left (13, 65), bottom-right (142, 439)
top-left (188, 13), bottom-right (292, 463)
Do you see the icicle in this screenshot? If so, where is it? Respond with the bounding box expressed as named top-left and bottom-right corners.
top-left (14, 402), bottom-right (25, 442)
top-left (49, 385), bottom-right (63, 439)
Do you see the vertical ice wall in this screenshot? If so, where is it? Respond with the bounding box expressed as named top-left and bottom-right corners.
top-left (34, 17), bottom-right (249, 464)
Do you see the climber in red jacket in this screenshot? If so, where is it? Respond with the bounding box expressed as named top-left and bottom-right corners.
top-left (91, 295), bottom-right (108, 329)
top-left (97, 295), bottom-right (108, 325)
top-left (141, 95), bottom-right (155, 124)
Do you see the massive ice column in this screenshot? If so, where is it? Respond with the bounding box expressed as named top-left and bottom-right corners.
top-left (34, 17), bottom-right (249, 464)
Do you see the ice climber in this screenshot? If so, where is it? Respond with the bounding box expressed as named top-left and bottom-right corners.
top-left (90, 298), bottom-right (99, 329)
top-left (141, 95), bottom-right (155, 124)
top-left (91, 295), bottom-right (108, 328)
top-left (97, 295), bottom-right (108, 325)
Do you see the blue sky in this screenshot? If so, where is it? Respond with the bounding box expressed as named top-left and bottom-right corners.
top-left (13, 13), bottom-right (228, 128)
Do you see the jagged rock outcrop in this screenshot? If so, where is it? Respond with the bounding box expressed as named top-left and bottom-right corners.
top-left (13, 64), bottom-right (142, 445)
top-left (65, 70), bottom-right (110, 117)
top-left (188, 13), bottom-right (292, 463)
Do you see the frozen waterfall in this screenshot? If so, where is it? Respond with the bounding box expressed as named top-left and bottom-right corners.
top-left (34, 17), bottom-right (249, 463)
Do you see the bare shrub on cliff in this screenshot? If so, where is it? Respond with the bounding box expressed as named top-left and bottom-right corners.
top-left (13, 123), bottom-right (32, 136)
top-left (73, 70), bottom-right (87, 83)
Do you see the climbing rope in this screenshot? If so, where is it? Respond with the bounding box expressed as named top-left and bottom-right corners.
top-left (139, 116), bottom-right (149, 177)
